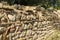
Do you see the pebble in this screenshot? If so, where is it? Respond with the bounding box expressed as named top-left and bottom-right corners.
top-left (35, 31), bottom-right (42, 34)
top-left (32, 31), bottom-right (35, 35)
top-left (30, 15), bottom-right (36, 19)
top-left (33, 34), bottom-right (38, 40)
top-left (33, 22), bottom-right (38, 27)
top-left (29, 38), bottom-right (33, 40)
top-left (33, 27), bottom-right (38, 31)
top-left (12, 35), bottom-right (19, 40)
top-left (12, 37), bottom-right (16, 40)
top-left (14, 4), bottom-right (18, 9)
top-left (38, 22), bottom-right (42, 28)
top-left (26, 30), bottom-right (32, 36)
top-left (10, 24), bottom-right (15, 33)
top-left (8, 14), bottom-right (16, 21)
top-left (11, 33), bottom-right (15, 37)
top-left (42, 21), bottom-right (47, 25)
top-left (8, 33), bottom-right (12, 40)
top-left (26, 10), bottom-right (34, 14)
top-left (0, 27), bottom-right (4, 34)
top-left (24, 24), bottom-right (29, 30)
top-left (0, 13), bottom-right (5, 18)
top-left (20, 31), bottom-right (26, 37)
top-left (40, 7), bottom-right (45, 12)
top-left (0, 35), bottom-right (2, 40)
top-left (26, 15), bottom-right (31, 20)
top-left (1, 17), bottom-right (5, 21)
top-left (21, 14), bottom-right (26, 20)
top-left (28, 23), bottom-right (33, 29)
top-left (40, 32), bottom-right (46, 37)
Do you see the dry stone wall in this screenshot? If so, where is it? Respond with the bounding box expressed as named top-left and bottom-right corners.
top-left (0, 4), bottom-right (60, 40)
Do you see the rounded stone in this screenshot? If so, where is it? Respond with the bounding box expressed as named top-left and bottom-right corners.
top-left (0, 13), bottom-right (5, 18)
top-left (20, 31), bottom-right (26, 37)
top-left (26, 30), bottom-right (32, 36)
top-left (8, 14), bottom-right (16, 21)
top-left (23, 24), bottom-right (29, 30)
top-left (10, 24), bottom-right (15, 33)
top-left (33, 22), bottom-right (38, 27)
top-left (33, 34), bottom-right (38, 40)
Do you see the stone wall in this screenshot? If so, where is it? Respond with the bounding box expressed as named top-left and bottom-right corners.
top-left (0, 4), bottom-right (60, 40)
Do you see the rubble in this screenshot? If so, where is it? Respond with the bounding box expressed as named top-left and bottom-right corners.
top-left (0, 3), bottom-right (60, 40)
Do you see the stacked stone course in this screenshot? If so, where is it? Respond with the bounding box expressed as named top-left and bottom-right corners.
top-left (0, 4), bottom-right (60, 40)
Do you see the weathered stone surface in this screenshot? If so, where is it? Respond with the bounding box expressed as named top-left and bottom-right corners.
top-left (20, 31), bottom-right (26, 37)
top-left (0, 27), bottom-right (4, 34)
top-left (23, 24), bottom-right (29, 30)
top-left (0, 3), bottom-right (59, 40)
top-left (33, 34), bottom-right (38, 40)
top-left (26, 30), bottom-right (32, 36)
top-left (8, 14), bottom-right (16, 21)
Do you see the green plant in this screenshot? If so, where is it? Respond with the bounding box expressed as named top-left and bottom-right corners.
top-left (0, 0), bottom-right (60, 9)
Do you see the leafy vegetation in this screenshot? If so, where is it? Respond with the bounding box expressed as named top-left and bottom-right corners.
top-left (0, 0), bottom-right (60, 9)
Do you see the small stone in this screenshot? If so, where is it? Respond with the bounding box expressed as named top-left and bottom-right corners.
top-left (32, 31), bottom-right (35, 35)
top-left (38, 22), bottom-right (42, 28)
top-left (30, 15), bottom-right (36, 20)
top-left (29, 38), bottom-right (33, 40)
top-left (33, 34), bottom-right (38, 40)
top-left (0, 13), bottom-right (5, 18)
top-left (24, 24), bottom-right (29, 30)
top-left (10, 24), bottom-right (15, 33)
top-left (26, 30), bottom-right (32, 36)
top-left (14, 4), bottom-right (18, 8)
top-left (13, 35), bottom-right (19, 40)
top-left (20, 31), bottom-right (26, 37)
top-left (1, 17), bottom-right (7, 22)
top-left (26, 10), bottom-right (34, 15)
top-left (0, 27), bottom-right (4, 34)
top-left (33, 22), bottom-right (38, 27)
top-left (8, 33), bottom-right (12, 40)
top-left (21, 14), bottom-right (26, 20)
top-left (33, 27), bottom-right (37, 31)
top-left (26, 15), bottom-right (31, 20)
top-left (1, 17), bottom-right (5, 21)
top-left (42, 21), bottom-right (47, 25)
top-left (38, 12), bottom-right (42, 17)
top-left (12, 37), bottom-right (16, 40)
top-left (40, 7), bottom-right (45, 12)
top-left (8, 14), bottom-right (16, 21)
top-left (40, 32), bottom-right (46, 37)
top-left (0, 35), bottom-right (2, 40)
top-left (35, 31), bottom-right (42, 34)
top-left (11, 33), bottom-right (15, 37)
top-left (28, 23), bottom-right (33, 29)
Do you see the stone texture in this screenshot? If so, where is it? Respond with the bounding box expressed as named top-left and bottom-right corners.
top-left (8, 14), bottom-right (16, 21)
top-left (0, 4), bottom-right (59, 40)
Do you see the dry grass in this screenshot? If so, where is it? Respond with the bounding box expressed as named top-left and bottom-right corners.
top-left (46, 30), bottom-right (60, 40)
